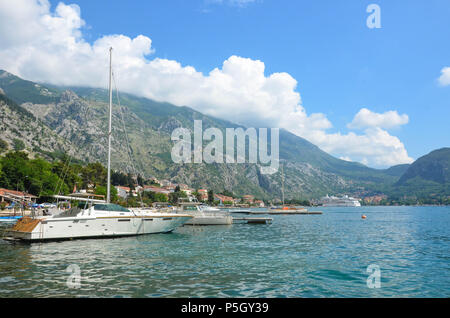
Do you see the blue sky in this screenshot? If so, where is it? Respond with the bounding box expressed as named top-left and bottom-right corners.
top-left (2, 0), bottom-right (449, 167)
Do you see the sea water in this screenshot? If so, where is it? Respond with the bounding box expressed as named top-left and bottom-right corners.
top-left (0, 206), bottom-right (448, 297)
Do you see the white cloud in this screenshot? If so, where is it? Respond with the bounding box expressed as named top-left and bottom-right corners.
top-left (0, 0), bottom-right (413, 168)
top-left (438, 67), bottom-right (450, 86)
top-left (347, 108), bottom-right (409, 130)
top-left (303, 127), bottom-right (413, 167)
top-left (207, 0), bottom-right (258, 7)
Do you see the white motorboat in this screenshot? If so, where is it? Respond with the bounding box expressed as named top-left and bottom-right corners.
top-left (177, 203), bottom-right (233, 226)
top-left (198, 204), bottom-right (221, 212)
top-left (6, 200), bottom-right (191, 241)
top-left (5, 48), bottom-right (192, 242)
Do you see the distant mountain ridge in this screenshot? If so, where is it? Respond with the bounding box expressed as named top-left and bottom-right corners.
top-left (383, 164), bottom-right (411, 177)
top-left (1, 69), bottom-right (448, 200)
top-left (397, 148), bottom-right (450, 185)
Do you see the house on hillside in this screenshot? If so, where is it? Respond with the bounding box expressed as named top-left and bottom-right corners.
top-left (242, 195), bottom-right (255, 204)
top-left (116, 186), bottom-right (131, 199)
top-left (197, 189), bottom-right (208, 201)
top-left (182, 188), bottom-right (195, 196)
top-left (163, 185), bottom-right (176, 193)
top-left (214, 194), bottom-right (234, 205)
top-left (143, 186), bottom-right (170, 199)
top-left (254, 200), bottom-right (265, 207)
top-left (159, 180), bottom-right (172, 187)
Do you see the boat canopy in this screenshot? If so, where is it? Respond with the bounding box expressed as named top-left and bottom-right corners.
top-left (94, 204), bottom-right (130, 212)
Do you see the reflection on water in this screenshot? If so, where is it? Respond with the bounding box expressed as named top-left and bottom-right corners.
top-left (0, 206), bottom-right (449, 297)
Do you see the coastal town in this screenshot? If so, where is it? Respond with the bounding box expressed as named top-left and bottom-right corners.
top-left (112, 177), bottom-right (267, 207)
top-left (1, 176), bottom-right (440, 212)
top-left (0, 177), bottom-right (267, 211)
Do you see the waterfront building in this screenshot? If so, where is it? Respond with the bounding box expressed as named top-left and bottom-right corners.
top-left (197, 189), bottom-right (208, 201)
top-left (243, 195), bottom-right (255, 204)
top-left (0, 188), bottom-right (37, 205)
top-left (214, 194), bottom-right (234, 205)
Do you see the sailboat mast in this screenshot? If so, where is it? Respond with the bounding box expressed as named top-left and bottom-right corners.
top-left (281, 162), bottom-right (285, 206)
top-left (107, 47), bottom-right (113, 203)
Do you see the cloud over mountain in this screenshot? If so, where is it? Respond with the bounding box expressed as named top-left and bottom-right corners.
top-left (348, 108), bottom-right (409, 130)
top-left (0, 0), bottom-right (413, 167)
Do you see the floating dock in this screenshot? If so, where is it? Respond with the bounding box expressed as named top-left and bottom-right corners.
top-left (232, 217), bottom-right (273, 224)
top-left (229, 210), bottom-right (322, 215)
top-left (266, 211), bottom-right (323, 215)
top-left (228, 209), bottom-right (252, 214)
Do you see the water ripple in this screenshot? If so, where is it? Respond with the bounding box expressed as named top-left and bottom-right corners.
top-left (0, 206), bottom-right (449, 297)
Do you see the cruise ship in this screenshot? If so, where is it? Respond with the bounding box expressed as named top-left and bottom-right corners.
top-left (320, 195), bottom-right (361, 207)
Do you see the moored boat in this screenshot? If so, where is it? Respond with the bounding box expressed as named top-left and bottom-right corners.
top-left (5, 200), bottom-right (191, 241)
top-left (177, 203), bottom-right (233, 225)
top-left (268, 206), bottom-right (308, 214)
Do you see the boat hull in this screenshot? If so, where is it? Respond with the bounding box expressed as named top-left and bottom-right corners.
top-left (5, 215), bottom-right (192, 242)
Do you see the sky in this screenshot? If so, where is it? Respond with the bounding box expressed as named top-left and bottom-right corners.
top-left (0, 0), bottom-right (449, 168)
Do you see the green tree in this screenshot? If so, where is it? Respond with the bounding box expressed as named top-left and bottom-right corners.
top-left (142, 191), bottom-right (168, 205)
top-left (81, 162), bottom-right (106, 188)
top-left (94, 185), bottom-right (118, 202)
top-left (126, 173), bottom-right (135, 190)
top-left (126, 196), bottom-right (139, 207)
top-left (169, 190), bottom-right (187, 204)
top-left (137, 174), bottom-right (144, 187)
top-left (0, 138), bottom-right (8, 153)
top-left (51, 156), bottom-right (82, 194)
top-left (221, 190), bottom-right (234, 197)
top-left (0, 151), bottom-right (30, 190)
top-left (0, 151), bottom-right (67, 196)
top-left (12, 138), bottom-right (25, 151)
top-left (208, 189), bottom-right (214, 204)
top-left (192, 190), bottom-right (202, 202)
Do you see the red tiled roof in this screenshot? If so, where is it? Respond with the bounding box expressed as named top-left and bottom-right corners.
top-left (143, 186), bottom-right (170, 194)
top-left (215, 194), bottom-right (234, 202)
top-left (0, 188), bottom-right (37, 198)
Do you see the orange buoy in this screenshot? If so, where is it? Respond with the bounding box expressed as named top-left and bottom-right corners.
top-left (362, 215), bottom-right (367, 219)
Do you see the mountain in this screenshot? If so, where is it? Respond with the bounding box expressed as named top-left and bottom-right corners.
top-left (368, 148), bottom-right (450, 202)
top-left (0, 69), bottom-right (406, 199)
top-left (382, 164), bottom-right (411, 177)
top-left (397, 148), bottom-right (450, 185)
top-left (0, 93), bottom-right (77, 160)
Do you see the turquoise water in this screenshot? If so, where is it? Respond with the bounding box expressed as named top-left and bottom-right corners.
top-left (0, 206), bottom-right (449, 297)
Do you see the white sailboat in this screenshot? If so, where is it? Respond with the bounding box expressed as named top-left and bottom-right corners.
top-left (5, 48), bottom-right (192, 242)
